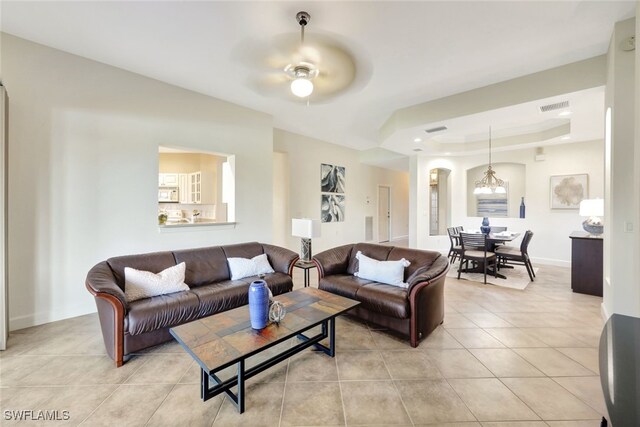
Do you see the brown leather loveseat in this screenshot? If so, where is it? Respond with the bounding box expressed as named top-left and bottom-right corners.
top-left (86, 242), bottom-right (298, 366)
top-left (313, 243), bottom-right (449, 347)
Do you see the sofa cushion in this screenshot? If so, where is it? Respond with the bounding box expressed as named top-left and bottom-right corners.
top-left (347, 243), bottom-right (393, 275)
top-left (190, 272), bottom-right (293, 317)
top-left (107, 251), bottom-right (176, 289)
top-left (260, 272), bottom-right (295, 296)
top-left (221, 242), bottom-right (264, 259)
top-left (356, 282), bottom-right (410, 319)
top-left (387, 247), bottom-right (441, 280)
top-left (126, 291), bottom-right (200, 335)
top-left (190, 279), bottom-right (251, 317)
top-left (173, 246), bottom-right (230, 286)
top-left (319, 274), bottom-right (374, 299)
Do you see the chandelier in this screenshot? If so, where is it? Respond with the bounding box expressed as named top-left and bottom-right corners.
top-left (473, 127), bottom-right (506, 195)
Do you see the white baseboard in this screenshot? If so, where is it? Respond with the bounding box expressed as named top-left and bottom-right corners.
top-left (10, 304), bottom-right (96, 331)
top-left (601, 303), bottom-right (609, 321)
top-left (389, 235), bottom-right (408, 242)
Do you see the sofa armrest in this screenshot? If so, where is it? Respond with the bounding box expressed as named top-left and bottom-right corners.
top-left (407, 255), bottom-right (449, 292)
top-left (313, 244), bottom-right (354, 278)
top-left (262, 244), bottom-right (299, 275)
top-left (85, 261), bottom-right (128, 312)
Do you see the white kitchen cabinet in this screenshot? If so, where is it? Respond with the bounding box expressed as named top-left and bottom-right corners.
top-left (178, 174), bottom-right (189, 204)
top-left (188, 171), bottom-right (215, 205)
top-left (189, 172), bottom-right (201, 204)
top-left (159, 173), bottom-right (179, 187)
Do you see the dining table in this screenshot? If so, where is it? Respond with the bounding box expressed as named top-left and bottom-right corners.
top-left (453, 231), bottom-right (521, 279)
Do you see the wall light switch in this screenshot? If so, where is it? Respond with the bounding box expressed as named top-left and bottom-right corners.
top-left (624, 222), bottom-right (634, 232)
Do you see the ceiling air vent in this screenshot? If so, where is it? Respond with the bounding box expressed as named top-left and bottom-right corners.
top-left (539, 100), bottom-right (569, 113)
top-left (413, 148), bottom-right (423, 152)
top-left (424, 125), bottom-right (448, 134)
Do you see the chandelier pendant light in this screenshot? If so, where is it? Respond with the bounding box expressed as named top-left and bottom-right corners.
top-left (474, 127), bottom-right (506, 195)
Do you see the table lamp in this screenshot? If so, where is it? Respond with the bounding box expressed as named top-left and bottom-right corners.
top-left (579, 198), bottom-right (604, 236)
top-left (291, 218), bottom-right (321, 261)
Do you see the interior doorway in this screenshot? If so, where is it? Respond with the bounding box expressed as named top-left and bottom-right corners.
top-left (378, 185), bottom-right (391, 243)
top-left (429, 168), bottom-right (451, 236)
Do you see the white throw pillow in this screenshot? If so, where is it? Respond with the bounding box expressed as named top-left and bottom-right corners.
top-left (354, 251), bottom-right (411, 288)
top-left (124, 262), bottom-right (190, 303)
top-left (227, 253), bottom-right (275, 280)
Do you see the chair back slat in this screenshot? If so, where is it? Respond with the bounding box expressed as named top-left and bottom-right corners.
top-left (447, 227), bottom-right (458, 246)
top-left (460, 232), bottom-right (487, 251)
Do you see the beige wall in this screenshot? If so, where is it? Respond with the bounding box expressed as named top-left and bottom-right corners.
top-left (273, 129), bottom-right (409, 255)
top-left (2, 34), bottom-right (274, 329)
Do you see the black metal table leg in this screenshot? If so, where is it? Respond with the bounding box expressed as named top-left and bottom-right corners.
top-left (328, 318), bottom-right (335, 357)
top-left (199, 316), bottom-right (341, 412)
top-left (237, 359), bottom-right (245, 413)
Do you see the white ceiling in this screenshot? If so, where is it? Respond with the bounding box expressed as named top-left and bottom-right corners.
top-left (1, 1), bottom-right (635, 153)
top-left (382, 87), bottom-right (606, 157)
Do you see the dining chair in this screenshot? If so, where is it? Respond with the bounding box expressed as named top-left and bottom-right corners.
top-left (447, 227), bottom-right (462, 263)
top-left (495, 230), bottom-right (535, 281)
top-left (458, 232), bottom-right (497, 284)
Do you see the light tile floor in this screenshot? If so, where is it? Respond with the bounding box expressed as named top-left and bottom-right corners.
top-left (0, 264), bottom-right (607, 426)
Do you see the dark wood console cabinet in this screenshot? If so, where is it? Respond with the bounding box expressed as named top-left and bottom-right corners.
top-left (569, 231), bottom-right (603, 297)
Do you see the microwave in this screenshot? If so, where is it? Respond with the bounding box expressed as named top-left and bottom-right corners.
top-left (159, 187), bottom-right (179, 203)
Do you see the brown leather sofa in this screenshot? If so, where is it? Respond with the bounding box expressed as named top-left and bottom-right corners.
top-left (313, 243), bottom-right (449, 347)
top-left (86, 242), bottom-right (298, 366)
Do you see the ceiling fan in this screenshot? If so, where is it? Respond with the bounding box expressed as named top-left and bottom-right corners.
top-left (241, 11), bottom-right (358, 102)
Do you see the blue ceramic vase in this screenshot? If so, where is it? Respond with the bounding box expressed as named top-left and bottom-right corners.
top-left (248, 280), bottom-right (269, 330)
top-left (480, 217), bottom-right (491, 234)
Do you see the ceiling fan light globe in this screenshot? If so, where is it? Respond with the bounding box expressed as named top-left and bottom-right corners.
top-left (291, 78), bottom-right (314, 97)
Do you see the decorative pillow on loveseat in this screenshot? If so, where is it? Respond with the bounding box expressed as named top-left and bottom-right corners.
top-left (227, 253), bottom-right (275, 280)
top-left (124, 262), bottom-right (190, 303)
top-left (354, 251), bottom-right (411, 288)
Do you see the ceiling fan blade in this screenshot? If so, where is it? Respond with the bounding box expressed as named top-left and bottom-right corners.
top-left (233, 30), bottom-right (361, 102)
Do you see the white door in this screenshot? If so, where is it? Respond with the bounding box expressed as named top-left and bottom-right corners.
top-left (378, 186), bottom-right (390, 243)
top-left (0, 86), bottom-right (7, 350)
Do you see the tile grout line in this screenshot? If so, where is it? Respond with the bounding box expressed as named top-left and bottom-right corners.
top-left (378, 350), bottom-right (414, 427)
top-left (335, 348), bottom-right (348, 427)
top-left (277, 355), bottom-right (291, 427)
top-left (549, 375), bottom-right (607, 416)
top-left (76, 354), bottom-right (150, 425)
top-left (142, 358), bottom-right (194, 426)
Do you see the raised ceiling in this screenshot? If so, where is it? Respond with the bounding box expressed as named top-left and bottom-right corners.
top-left (1, 1), bottom-right (635, 153)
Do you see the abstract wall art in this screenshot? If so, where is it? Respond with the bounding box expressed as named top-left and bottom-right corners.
top-left (321, 164), bottom-right (345, 193)
top-left (550, 174), bottom-right (588, 209)
top-left (321, 194), bottom-right (345, 223)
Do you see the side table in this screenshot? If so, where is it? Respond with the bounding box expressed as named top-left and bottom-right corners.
top-left (294, 260), bottom-right (317, 288)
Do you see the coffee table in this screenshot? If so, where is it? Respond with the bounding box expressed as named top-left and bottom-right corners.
top-left (170, 287), bottom-right (359, 413)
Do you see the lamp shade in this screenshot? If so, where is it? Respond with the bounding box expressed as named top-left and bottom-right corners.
top-left (292, 218), bottom-right (321, 238)
top-left (579, 199), bottom-right (604, 217)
